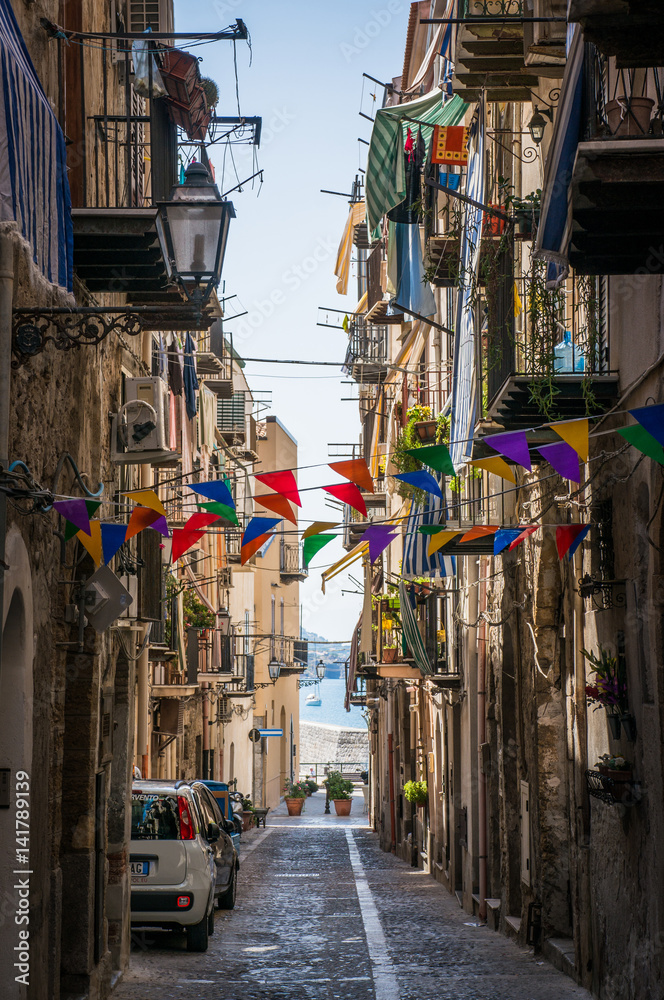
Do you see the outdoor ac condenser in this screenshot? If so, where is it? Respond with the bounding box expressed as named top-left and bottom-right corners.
top-left (122, 377), bottom-right (169, 452)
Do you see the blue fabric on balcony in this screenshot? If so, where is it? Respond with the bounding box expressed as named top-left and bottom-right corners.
top-left (449, 101), bottom-right (486, 470)
top-left (0, 0), bottom-right (72, 290)
top-left (391, 221), bottom-right (437, 318)
top-left (402, 494), bottom-right (456, 580)
top-left (533, 24), bottom-right (584, 289)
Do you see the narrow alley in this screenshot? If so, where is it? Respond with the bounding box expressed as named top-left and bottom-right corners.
top-left (115, 790), bottom-right (592, 1000)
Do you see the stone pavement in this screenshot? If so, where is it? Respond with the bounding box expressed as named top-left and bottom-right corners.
top-left (113, 789), bottom-right (593, 1000)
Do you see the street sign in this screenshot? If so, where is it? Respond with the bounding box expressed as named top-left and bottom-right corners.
top-left (258, 728), bottom-right (283, 737)
top-left (248, 728), bottom-right (262, 743)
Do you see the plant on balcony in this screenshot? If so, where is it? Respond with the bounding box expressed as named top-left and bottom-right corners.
top-left (583, 645), bottom-right (629, 739)
top-left (392, 404), bottom-right (435, 502)
top-left (403, 779), bottom-right (428, 806)
top-left (164, 574), bottom-right (216, 645)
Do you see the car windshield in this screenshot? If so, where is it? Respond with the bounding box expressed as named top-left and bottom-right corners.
top-left (131, 791), bottom-right (180, 840)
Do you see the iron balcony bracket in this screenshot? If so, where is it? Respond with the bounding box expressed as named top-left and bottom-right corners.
top-left (12, 307), bottom-right (145, 367)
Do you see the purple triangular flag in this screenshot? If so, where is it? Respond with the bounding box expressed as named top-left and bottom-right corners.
top-left (53, 498), bottom-right (92, 536)
top-left (485, 430), bottom-right (531, 472)
top-left (393, 471), bottom-right (443, 499)
top-left (148, 514), bottom-right (170, 538)
top-left (101, 523), bottom-right (128, 563)
top-left (360, 525), bottom-right (399, 563)
top-left (538, 441), bottom-right (581, 482)
top-left (629, 403), bottom-right (664, 446)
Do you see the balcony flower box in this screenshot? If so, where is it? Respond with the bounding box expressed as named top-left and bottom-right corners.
top-left (165, 86), bottom-right (211, 141)
top-left (414, 419), bottom-right (437, 443)
top-left (159, 48), bottom-right (200, 104)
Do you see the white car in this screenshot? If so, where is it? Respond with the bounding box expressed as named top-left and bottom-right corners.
top-left (130, 780), bottom-right (218, 951)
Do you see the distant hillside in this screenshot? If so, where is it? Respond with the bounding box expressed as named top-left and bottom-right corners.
top-left (301, 628), bottom-right (350, 678)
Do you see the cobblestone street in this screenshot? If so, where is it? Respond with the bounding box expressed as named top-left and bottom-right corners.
top-left (114, 791), bottom-right (592, 1000)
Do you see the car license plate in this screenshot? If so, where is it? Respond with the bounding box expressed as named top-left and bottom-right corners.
top-left (130, 861), bottom-right (150, 877)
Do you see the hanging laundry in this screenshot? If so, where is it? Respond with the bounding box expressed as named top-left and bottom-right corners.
top-left (183, 332), bottom-right (199, 420)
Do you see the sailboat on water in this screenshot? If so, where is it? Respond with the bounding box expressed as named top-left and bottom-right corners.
top-left (305, 682), bottom-right (322, 707)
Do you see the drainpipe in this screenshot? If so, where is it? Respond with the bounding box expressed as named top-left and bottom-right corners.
top-left (136, 332), bottom-right (152, 778)
top-left (388, 732), bottom-right (396, 853)
top-left (202, 682), bottom-right (210, 778)
top-left (477, 557), bottom-right (488, 922)
top-left (0, 231), bottom-right (14, 672)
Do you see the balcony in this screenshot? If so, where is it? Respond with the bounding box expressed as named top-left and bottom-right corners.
top-left (196, 320), bottom-right (234, 397)
top-left (225, 530), bottom-right (242, 564)
top-left (568, 2), bottom-right (664, 66)
top-left (365, 243), bottom-right (403, 324)
top-left (217, 392), bottom-right (247, 445)
top-left (343, 317), bottom-right (389, 384)
top-left (224, 652), bottom-right (255, 694)
top-left (342, 504), bottom-right (369, 552)
top-left (280, 541), bottom-right (308, 582)
top-left (186, 628), bottom-right (234, 683)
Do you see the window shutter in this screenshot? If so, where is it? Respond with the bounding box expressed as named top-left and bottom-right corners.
top-left (129, 0), bottom-right (174, 36)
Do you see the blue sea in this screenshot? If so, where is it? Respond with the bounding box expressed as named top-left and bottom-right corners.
top-left (299, 676), bottom-right (366, 729)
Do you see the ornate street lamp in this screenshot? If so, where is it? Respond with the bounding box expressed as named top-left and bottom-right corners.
top-left (315, 658), bottom-right (326, 680)
top-left (528, 105), bottom-right (554, 146)
top-left (217, 606), bottom-right (232, 635)
top-left (156, 160), bottom-right (235, 315)
top-left (267, 656), bottom-right (281, 682)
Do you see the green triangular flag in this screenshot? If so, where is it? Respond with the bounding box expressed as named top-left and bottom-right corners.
top-left (198, 501), bottom-right (239, 525)
top-left (418, 525), bottom-right (447, 535)
top-left (64, 500), bottom-right (102, 540)
top-left (303, 534), bottom-right (335, 568)
top-left (617, 425), bottom-right (664, 465)
top-left (405, 444), bottom-right (455, 476)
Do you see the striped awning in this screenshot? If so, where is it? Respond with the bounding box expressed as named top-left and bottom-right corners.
top-left (402, 496), bottom-right (456, 580)
top-left (0, 0), bottom-right (73, 289)
top-left (365, 91), bottom-right (467, 233)
top-left (398, 580), bottom-right (431, 675)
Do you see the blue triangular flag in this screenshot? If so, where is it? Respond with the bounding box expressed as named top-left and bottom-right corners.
top-left (566, 523), bottom-right (591, 561)
top-left (493, 528), bottom-right (524, 555)
top-left (629, 403), bottom-right (664, 446)
top-left (189, 478), bottom-right (235, 509)
top-left (393, 470), bottom-right (443, 499)
top-left (242, 517), bottom-right (282, 547)
top-left (101, 523), bottom-right (128, 564)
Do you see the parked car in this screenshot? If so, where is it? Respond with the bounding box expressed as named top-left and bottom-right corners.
top-left (199, 779), bottom-right (242, 849)
top-left (187, 781), bottom-right (240, 909)
top-left (130, 780), bottom-right (218, 952)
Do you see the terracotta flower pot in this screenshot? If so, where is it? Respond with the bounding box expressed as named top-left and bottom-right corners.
top-left (383, 648), bottom-right (397, 664)
top-left (606, 96), bottom-right (654, 136)
top-left (285, 797), bottom-right (305, 816)
top-left (333, 798), bottom-right (352, 817)
top-left (241, 809), bottom-right (254, 832)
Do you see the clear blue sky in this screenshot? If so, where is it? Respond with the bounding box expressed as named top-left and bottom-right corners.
top-left (175, 1), bottom-right (407, 639)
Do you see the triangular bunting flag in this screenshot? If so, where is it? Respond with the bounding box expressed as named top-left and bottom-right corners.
top-left (254, 471), bottom-right (302, 507)
top-left (183, 512), bottom-right (220, 532)
top-left (322, 483), bottom-right (367, 518)
top-left (64, 499), bottom-right (102, 540)
top-left (418, 525), bottom-right (447, 535)
top-left (241, 532), bottom-right (273, 565)
top-left (54, 498), bottom-right (93, 536)
top-left (76, 520), bottom-right (102, 566)
top-left (302, 520), bottom-right (339, 539)
top-left (459, 525), bottom-right (499, 542)
top-left (360, 525), bottom-right (399, 563)
top-left (101, 523), bottom-right (128, 564)
top-left (404, 444), bottom-right (455, 476)
top-left (124, 489), bottom-right (166, 516)
top-left (629, 403), bottom-right (664, 446)
top-left (242, 517), bottom-right (282, 547)
top-left (428, 530), bottom-right (462, 556)
top-left (509, 525), bottom-right (538, 551)
top-left (538, 441), bottom-right (581, 483)
top-left (328, 459), bottom-right (374, 494)
top-left (199, 501), bottom-right (239, 525)
top-left (189, 479), bottom-right (235, 509)
top-left (617, 424), bottom-right (664, 465)
top-left (551, 418), bottom-right (589, 462)
top-left (468, 456), bottom-right (516, 485)
top-left (149, 515), bottom-right (170, 538)
top-left (303, 534), bottom-right (335, 568)
top-left (493, 528), bottom-right (525, 555)
top-left (171, 528), bottom-right (206, 562)
top-left (126, 506), bottom-right (161, 540)
top-left (393, 471), bottom-right (443, 499)
top-left (485, 430), bottom-right (532, 472)
top-left (556, 523), bottom-right (590, 560)
top-left (255, 493), bottom-right (298, 525)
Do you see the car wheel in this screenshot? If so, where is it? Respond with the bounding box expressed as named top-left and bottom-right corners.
top-left (217, 867), bottom-right (236, 910)
top-left (186, 915), bottom-right (209, 952)
top-left (208, 907), bottom-right (215, 936)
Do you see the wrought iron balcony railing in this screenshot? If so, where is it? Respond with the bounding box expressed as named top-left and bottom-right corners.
top-left (462, 0), bottom-right (523, 15)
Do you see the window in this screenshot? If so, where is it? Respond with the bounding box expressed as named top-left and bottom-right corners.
top-left (129, 0), bottom-right (174, 35)
top-left (131, 792), bottom-right (179, 840)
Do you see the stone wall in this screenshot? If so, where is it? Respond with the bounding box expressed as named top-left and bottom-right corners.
top-left (299, 721), bottom-right (369, 769)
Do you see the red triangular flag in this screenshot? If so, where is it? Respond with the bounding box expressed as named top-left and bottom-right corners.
top-left (255, 493), bottom-right (298, 525)
top-left (322, 482), bottom-right (368, 518)
top-left (241, 532), bottom-right (272, 565)
top-left (126, 506), bottom-right (161, 540)
top-left (508, 525), bottom-right (538, 551)
top-left (328, 459), bottom-right (374, 494)
top-left (556, 524), bottom-right (590, 560)
top-left (171, 528), bottom-right (206, 562)
top-left (253, 470), bottom-right (301, 507)
top-left (184, 512), bottom-right (220, 531)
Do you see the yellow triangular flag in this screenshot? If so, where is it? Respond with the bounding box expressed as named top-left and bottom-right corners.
top-left (303, 520), bottom-right (339, 539)
top-left (551, 419), bottom-right (589, 462)
top-left (428, 530), bottom-right (462, 557)
top-left (76, 520), bottom-right (102, 567)
top-left (468, 456), bottom-right (516, 485)
top-left (125, 489), bottom-right (167, 517)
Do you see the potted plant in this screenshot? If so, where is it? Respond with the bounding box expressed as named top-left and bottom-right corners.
top-left (383, 645), bottom-right (398, 663)
top-left (595, 755), bottom-right (633, 803)
top-left (305, 779), bottom-right (318, 797)
top-left (512, 190), bottom-right (541, 237)
top-left (283, 779), bottom-right (307, 816)
top-left (583, 646), bottom-right (628, 740)
top-left (325, 770), bottom-right (354, 816)
top-left (241, 797), bottom-right (256, 831)
top-left (403, 779), bottom-right (428, 809)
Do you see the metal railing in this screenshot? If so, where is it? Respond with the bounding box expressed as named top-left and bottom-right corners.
top-left (583, 47), bottom-right (664, 141)
top-left (280, 540), bottom-right (308, 578)
top-left (462, 0), bottom-right (523, 15)
top-left (299, 763), bottom-right (368, 782)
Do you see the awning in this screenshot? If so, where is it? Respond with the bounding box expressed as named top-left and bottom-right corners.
top-left (398, 580), bottom-right (431, 675)
top-left (365, 91), bottom-right (467, 233)
top-left (402, 496), bottom-right (456, 580)
top-left (334, 201), bottom-right (365, 295)
top-left (321, 541), bottom-right (368, 592)
top-left (533, 25), bottom-right (584, 288)
top-left (0, 0), bottom-right (73, 290)
top-left (344, 614), bottom-right (361, 712)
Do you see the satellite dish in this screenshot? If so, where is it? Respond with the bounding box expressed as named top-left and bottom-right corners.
top-left (84, 566), bottom-right (133, 632)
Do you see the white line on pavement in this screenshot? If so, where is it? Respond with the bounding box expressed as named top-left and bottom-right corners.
top-left (239, 827), bottom-right (275, 859)
top-left (345, 829), bottom-right (400, 1000)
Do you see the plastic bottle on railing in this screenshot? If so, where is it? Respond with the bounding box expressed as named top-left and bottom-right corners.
top-left (554, 330), bottom-right (574, 373)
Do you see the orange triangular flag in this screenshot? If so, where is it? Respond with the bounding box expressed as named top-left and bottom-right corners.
top-left (171, 528), bottom-right (206, 562)
top-left (125, 489), bottom-right (166, 516)
top-left (76, 520), bottom-right (102, 567)
top-left (459, 525), bottom-right (499, 542)
top-left (241, 532), bottom-right (272, 565)
top-left (255, 493), bottom-right (298, 525)
top-left (329, 459), bottom-right (374, 494)
top-left (551, 419), bottom-right (589, 462)
top-left (126, 506), bottom-right (161, 540)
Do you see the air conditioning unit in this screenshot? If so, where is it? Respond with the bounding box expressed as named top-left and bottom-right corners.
top-left (121, 377), bottom-right (169, 452)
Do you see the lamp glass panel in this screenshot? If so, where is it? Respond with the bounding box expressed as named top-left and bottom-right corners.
top-left (164, 203), bottom-right (225, 279)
